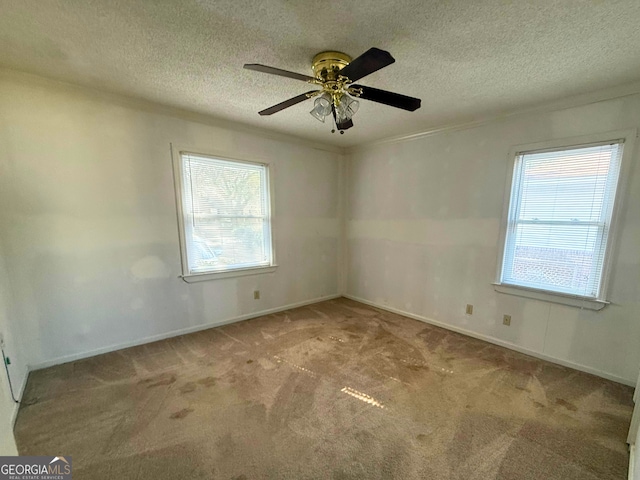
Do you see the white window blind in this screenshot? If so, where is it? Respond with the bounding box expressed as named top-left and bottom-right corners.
top-left (501, 140), bottom-right (623, 299)
top-left (179, 153), bottom-right (272, 275)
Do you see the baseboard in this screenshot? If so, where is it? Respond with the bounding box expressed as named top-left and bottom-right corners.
top-left (30, 294), bottom-right (341, 371)
top-left (629, 443), bottom-right (635, 480)
top-left (343, 294), bottom-right (634, 387)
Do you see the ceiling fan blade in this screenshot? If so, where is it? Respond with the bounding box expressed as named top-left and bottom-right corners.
top-left (353, 85), bottom-right (421, 111)
top-left (258, 91), bottom-right (319, 116)
top-left (244, 64), bottom-right (316, 82)
top-left (339, 48), bottom-right (395, 82)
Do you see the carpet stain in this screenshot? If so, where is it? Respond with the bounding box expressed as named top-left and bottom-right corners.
top-left (197, 376), bottom-right (216, 387)
top-left (179, 382), bottom-right (197, 394)
top-left (246, 359), bottom-right (253, 364)
top-left (170, 408), bottom-right (194, 420)
top-left (555, 398), bottom-right (578, 411)
top-left (139, 373), bottom-right (177, 388)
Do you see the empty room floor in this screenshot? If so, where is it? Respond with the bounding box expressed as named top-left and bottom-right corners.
top-left (14, 298), bottom-right (633, 479)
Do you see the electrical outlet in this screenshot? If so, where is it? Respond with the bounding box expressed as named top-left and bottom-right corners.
top-left (254, 290), bottom-right (260, 300)
top-left (465, 304), bottom-right (473, 315)
top-left (503, 314), bottom-right (511, 326)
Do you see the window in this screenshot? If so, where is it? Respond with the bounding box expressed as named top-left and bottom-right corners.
top-left (497, 137), bottom-right (627, 307)
top-left (174, 150), bottom-right (274, 281)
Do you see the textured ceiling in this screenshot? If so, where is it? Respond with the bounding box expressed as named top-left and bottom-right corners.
top-left (2, 0), bottom-right (640, 147)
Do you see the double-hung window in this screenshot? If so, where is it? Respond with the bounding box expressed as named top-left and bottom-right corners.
top-left (497, 136), bottom-right (628, 308)
top-left (174, 150), bottom-right (275, 281)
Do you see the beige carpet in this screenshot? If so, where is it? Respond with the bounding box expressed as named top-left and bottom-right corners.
top-left (14, 298), bottom-right (633, 479)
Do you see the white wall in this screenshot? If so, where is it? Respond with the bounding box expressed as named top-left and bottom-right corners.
top-left (346, 94), bottom-right (640, 385)
top-left (0, 70), bottom-right (343, 374)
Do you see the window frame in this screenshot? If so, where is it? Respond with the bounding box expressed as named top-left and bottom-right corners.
top-left (494, 129), bottom-right (636, 310)
top-left (171, 145), bottom-right (277, 283)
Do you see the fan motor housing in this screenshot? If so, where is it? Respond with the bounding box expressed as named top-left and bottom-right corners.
top-left (312, 51), bottom-right (352, 80)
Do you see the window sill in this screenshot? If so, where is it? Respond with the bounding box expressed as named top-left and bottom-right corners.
top-left (181, 265), bottom-right (278, 283)
top-left (492, 283), bottom-right (609, 311)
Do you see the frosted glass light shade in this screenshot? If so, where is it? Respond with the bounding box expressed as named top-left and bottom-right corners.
top-left (310, 93), bottom-right (332, 122)
top-left (335, 95), bottom-right (359, 123)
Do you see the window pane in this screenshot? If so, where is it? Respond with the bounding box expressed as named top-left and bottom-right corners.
top-left (504, 223), bottom-right (602, 296)
top-left (190, 218), bottom-right (269, 273)
top-left (184, 157), bottom-right (265, 218)
top-left (518, 147), bottom-right (612, 222)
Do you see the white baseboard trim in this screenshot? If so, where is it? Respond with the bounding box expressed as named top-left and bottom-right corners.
top-left (30, 294), bottom-right (341, 371)
top-left (343, 294), bottom-right (634, 387)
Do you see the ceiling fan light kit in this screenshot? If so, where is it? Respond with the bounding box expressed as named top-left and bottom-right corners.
top-left (244, 48), bottom-right (421, 134)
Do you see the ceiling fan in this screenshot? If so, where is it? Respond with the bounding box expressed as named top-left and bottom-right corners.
top-left (244, 48), bottom-right (421, 134)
